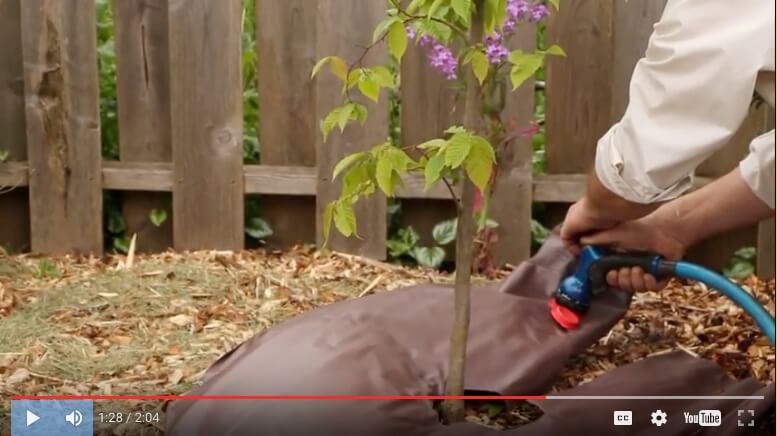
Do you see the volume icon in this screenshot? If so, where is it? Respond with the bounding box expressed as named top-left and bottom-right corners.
top-left (65, 410), bottom-right (83, 427)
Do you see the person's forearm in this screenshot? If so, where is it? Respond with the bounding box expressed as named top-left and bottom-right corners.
top-left (651, 168), bottom-right (773, 249)
top-left (585, 170), bottom-right (660, 222)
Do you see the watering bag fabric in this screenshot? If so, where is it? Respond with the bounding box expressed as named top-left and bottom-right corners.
top-left (165, 235), bottom-right (773, 436)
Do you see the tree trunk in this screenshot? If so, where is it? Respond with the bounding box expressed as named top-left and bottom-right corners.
top-left (440, 4), bottom-right (483, 424)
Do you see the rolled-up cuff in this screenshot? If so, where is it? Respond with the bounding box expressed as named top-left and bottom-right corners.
top-left (594, 127), bottom-right (693, 204)
top-left (738, 131), bottom-right (775, 209)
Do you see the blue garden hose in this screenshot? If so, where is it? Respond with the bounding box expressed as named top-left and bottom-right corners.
top-left (550, 246), bottom-right (776, 346)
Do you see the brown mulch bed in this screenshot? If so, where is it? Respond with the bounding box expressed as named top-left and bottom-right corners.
top-left (0, 247), bottom-right (773, 434)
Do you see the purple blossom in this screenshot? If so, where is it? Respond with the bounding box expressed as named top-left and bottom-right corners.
top-left (485, 40), bottom-right (509, 64)
top-left (428, 43), bottom-right (458, 80)
top-left (502, 18), bottom-right (517, 35)
top-left (418, 34), bottom-right (432, 47)
top-left (405, 26), bottom-right (416, 40)
top-left (507, 0), bottom-right (531, 20)
top-left (528, 3), bottom-right (549, 23)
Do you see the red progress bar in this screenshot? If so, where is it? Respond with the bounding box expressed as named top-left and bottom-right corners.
top-left (11, 395), bottom-right (546, 401)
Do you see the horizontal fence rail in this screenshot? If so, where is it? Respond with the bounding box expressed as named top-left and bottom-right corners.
top-left (0, 161), bottom-right (715, 203)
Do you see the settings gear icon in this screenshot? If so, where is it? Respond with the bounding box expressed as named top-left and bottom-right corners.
top-left (651, 409), bottom-right (668, 427)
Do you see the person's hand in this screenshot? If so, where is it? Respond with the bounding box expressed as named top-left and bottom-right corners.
top-left (580, 215), bottom-right (686, 292)
top-left (560, 197), bottom-right (621, 255)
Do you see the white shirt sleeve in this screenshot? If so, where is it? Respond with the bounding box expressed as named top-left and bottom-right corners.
top-left (594, 0), bottom-right (775, 207)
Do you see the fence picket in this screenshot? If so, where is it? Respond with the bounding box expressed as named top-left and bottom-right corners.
top-left (398, 31), bottom-right (459, 263)
top-left (0, 0), bottom-right (30, 252)
top-left (114, 0), bottom-right (172, 252)
top-left (256, 0), bottom-right (317, 249)
top-left (168, 0), bottom-right (244, 250)
top-left (21, 0), bottom-right (102, 254)
top-left (315, 0), bottom-right (387, 259)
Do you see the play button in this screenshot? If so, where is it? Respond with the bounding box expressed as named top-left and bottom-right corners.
top-left (26, 410), bottom-right (40, 427)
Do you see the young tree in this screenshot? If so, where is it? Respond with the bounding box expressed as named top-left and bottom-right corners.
top-left (313, 0), bottom-right (562, 423)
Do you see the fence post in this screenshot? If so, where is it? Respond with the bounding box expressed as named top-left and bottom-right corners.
top-left (20, 0), bottom-right (103, 254)
top-left (113, 0), bottom-right (172, 252)
top-left (314, 0), bottom-right (388, 259)
top-left (0, 0), bottom-right (30, 252)
top-left (168, 0), bottom-right (244, 251)
top-left (256, 0), bottom-right (317, 249)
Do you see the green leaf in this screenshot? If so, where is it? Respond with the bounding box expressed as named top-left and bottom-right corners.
top-left (334, 200), bottom-right (357, 237)
top-left (246, 217), bottom-right (273, 240)
top-left (370, 66), bottom-right (395, 88)
top-left (486, 403), bottom-right (505, 418)
top-left (336, 103), bottom-right (355, 131)
top-left (358, 76), bottom-right (380, 103)
top-left (424, 152), bottom-right (446, 189)
top-left (332, 152), bottom-right (367, 180)
top-left (531, 219), bottom-right (551, 245)
top-left (0, 149), bottom-right (8, 162)
top-left (427, 0), bottom-right (445, 17)
top-left (407, 0), bottom-right (429, 14)
top-left (322, 202), bottom-right (335, 247)
top-left (346, 69), bottom-right (362, 89)
top-left (320, 104), bottom-right (355, 141)
top-left (549, 0), bottom-right (560, 10)
top-left (545, 44), bottom-right (566, 57)
top-left (433, 219), bottom-right (457, 245)
top-left (483, 0), bottom-right (507, 35)
top-left (734, 246), bottom-right (756, 259)
top-left (311, 56), bottom-right (332, 78)
top-left (376, 152), bottom-right (395, 197)
top-left (375, 147), bottom-right (414, 196)
top-left (112, 236), bottom-right (130, 254)
top-left (445, 133), bottom-right (472, 168)
top-left (351, 103), bottom-right (368, 125)
top-left (387, 226), bottom-right (421, 258)
top-left (452, 0), bottom-right (472, 21)
top-left (341, 161), bottom-right (371, 198)
top-left (417, 138), bottom-right (447, 151)
top-left (470, 51), bottom-right (489, 85)
top-left (410, 246), bottom-right (446, 269)
top-left (148, 208), bottom-right (167, 227)
top-left (387, 20), bottom-right (408, 61)
top-left (416, 19), bottom-right (452, 43)
top-left (464, 136), bottom-right (495, 192)
top-left (444, 125), bottom-right (467, 135)
top-left (107, 212), bottom-right (126, 234)
top-left (373, 17), bottom-right (399, 43)
top-left (725, 261), bottom-right (754, 280)
top-left (311, 56), bottom-right (348, 81)
top-left (329, 57), bottom-right (348, 81)
top-left (509, 51), bottom-right (544, 90)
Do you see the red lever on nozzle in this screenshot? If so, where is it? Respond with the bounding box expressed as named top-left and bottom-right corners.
top-left (548, 298), bottom-right (580, 330)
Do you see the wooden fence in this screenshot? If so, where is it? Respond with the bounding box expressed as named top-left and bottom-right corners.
top-left (0, 0), bottom-right (773, 275)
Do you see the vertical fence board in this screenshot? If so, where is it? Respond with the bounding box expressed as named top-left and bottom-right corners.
top-left (256, 0), bottom-right (317, 249)
top-left (541, 1), bottom-right (616, 229)
top-left (21, 0), bottom-right (102, 254)
top-left (489, 24), bottom-right (536, 265)
top-left (0, 0), bottom-right (30, 252)
top-left (114, 0), bottom-right (172, 252)
top-left (399, 33), bottom-right (458, 260)
top-left (315, 0), bottom-right (387, 259)
top-left (545, 0), bottom-right (615, 175)
top-left (757, 218), bottom-right (775, 279)
top-left (168, 0), bottom-right (244, 251)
